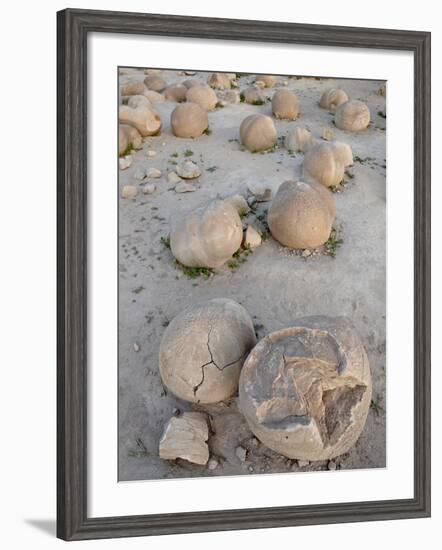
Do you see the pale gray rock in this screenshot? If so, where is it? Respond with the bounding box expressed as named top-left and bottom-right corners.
top-left (168, 171), bottom-right (182, 184)
top-left (319, 88), bottom-right (349, 111)
top-left (285, 127), bottom-right (314, 153)
top-left (244, 226), bottom-right (262, 249)
top-left (235, 446), bottom-right (247, 462)
top-left (176, 160), bottom-right (201, 179)
top-left (303, 141), bottom-right (353, 188)
top-left (159, 412), bottom-right (209, 465)
top-left (334, 100), bottom-right (370, 131)
top-left (119, 156), bottom-right (133, 170)
top-left (121, 185), bottom-right (138, 199)
top-left (175, 182), bottom-right (196, 193)
top-left (146, 167), bottom-right (162, 178)
top-left (142, 183), bottom-right (156, 194)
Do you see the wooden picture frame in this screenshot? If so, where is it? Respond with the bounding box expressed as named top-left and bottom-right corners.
top-left (57, 8), bottom-right (431, 540)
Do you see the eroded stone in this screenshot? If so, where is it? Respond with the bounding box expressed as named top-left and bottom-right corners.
top-left (159, 412), bottom-right (209, 465)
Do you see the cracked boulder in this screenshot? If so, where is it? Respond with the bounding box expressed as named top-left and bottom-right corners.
top-left (303, 141), bottom-right (353, 188)
top-left (170, 199), bottom-right (243, 268)
top-left (239, 316), bottom-right (372, 460)
top-left (285, 126), bottom-right (315, 153)
top-left (334, 100), bottom-right (370, 131)
top-left (160, 298), bottom-right (257, 404)
top-left (272, 89), bottom-right (299, 120)
top-left (119, 124), bottom-right (143, 154)
top-left (268, 180), bottom-right (336, 249)
top-left (243, 87), bottom-right (266, 105)
top-left (171, 102), bottom-right (209, 138)
top-left (159, 412), bottom-right (209, 465)
top-left (143, 74), bottom-right (167, 92)
top-left (240, 114), bottom-right (277, 153)
top-left (319, 88), bottom-right (349, 111)
top-left (207, 73), bottom-right (232, 90)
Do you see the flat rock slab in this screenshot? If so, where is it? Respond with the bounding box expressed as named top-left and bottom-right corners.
top-left (159, 412), bottom-right (209, 465)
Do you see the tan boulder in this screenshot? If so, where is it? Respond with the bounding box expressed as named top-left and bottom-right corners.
top-left (160, 298), bottom-right (257, 404)
top-left (255, 75), bottom-right (278, 88)
top-left (170, 199), bottom-right (243, 268)
top-left (118, 126), bottom-right (128, 156)
top-left (268, 180), bottom-right (336, 249)
top-left (143, 90), bottom-right (165, 104)
top-left (303, 141), bottom-right (353, 188)
top-left (118, 105), bottom-right (162, 137)
top-left (159, 412), bottom-right (209, 465)
top-left (285, 126), bottom-right (315, 153)
top-left (239, 316), bottom-right (372, 461)
top-left (186, 85), bottom-right (218, 111)
top-left (119, 124), bottom-right (143, 152)
top-left (240, 114), bottom-right (277, 152)
top-left (164, 85), bottom-right (187, 102)
top-left (319, 88), bottom-right (349, 111)
top-left (182, 78), bottom-right (202, 89)
top-left (335, 100), bottom-right (370, 131)
top-left (243, 87), bottom-right (266, 105)
top-left (171, 103), bottom-right (209, 138)
top-left (272, 89), bottom-right (299, 120)
top-left (121, 80), bottom-right (145, 96)
top-left (208, 73), bottom-right (231, 90)
top-left (143, 74), bottom-right (167, 92)
top-left (127, 95), bottom-right (151, 110)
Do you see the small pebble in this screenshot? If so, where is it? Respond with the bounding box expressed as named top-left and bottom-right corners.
top-left (142, 183), bottom-right (156, 194)
top-left (176, 160), bottom-right (201, 179)
top-left (133, 342), bottom-right (140, 352)
top-left (119, 155), bottom-right (132, 170)
top-left (168, 171), bottom-right (182, 184)
top-left (175, 182), bottom-right (196, 193)
top-left (133, 167), bottom-right (146, 180)
top-left (297, 459), bottom-right (310, 468)
top-left (328, 461), bottom-right (337, 471)
top-left (235, 446), bottom-right (247, 462)
top-left (208, 458), bottom-right (219, 470)
top-left (147, 168), bottom-right (162, 178)
top-left (121, 185), bottom-right (138, 199)
top-left (244, 225), bottom-right (262, 249)
top-left (172, 407), bottom-right (181, 417)
top-left (248, 466), bottom-right (254, 473)
top-left (302, 249), bottom-right (312, 258)
top-left (146, 150), bottom-right (157, 157)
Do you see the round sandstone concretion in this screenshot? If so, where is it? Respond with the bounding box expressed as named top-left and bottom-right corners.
top-left (119, 124), bottom-right (143, 152)
top-left (240, 114), bottom-right (277, 152)
top-left (121, 80), bottom-right (145, 96)
top-left (334, 100), bottom-right (370, 131)
top-left (160, 298), bottom-right (257, 404)
top-left (255, 74), bottom-right (278, 88)
top-left (207, 73), bottom-right (231, 90)
top-left (171, 103), bottom-right (209, 138)
top-left (186, 85), bottom-right (218, 111)
top-left (303, 141), bottom-right (353, 188)
top-left (170, 199), bottom-right (243, 268)
top-left (243, 87), bottom-right (266, 105)
top-left (239, 316), bottom-right (372, 461)
top-left (127, 95), bottom-right (151, 110)
top-left (272, 89), bottom-right (299, 120)
top-left (182, 78), bottom-right (202, 89)
top-left (164, 85), bottom-right (187, 103)
top-left (143, 75), bottom-right (167, 92)
top-left (319, 88), bottom-right (349, 111)
top-left (118, 105), bottom-right (162, 137)
top-left (268, 180), bottom-right (336, 249)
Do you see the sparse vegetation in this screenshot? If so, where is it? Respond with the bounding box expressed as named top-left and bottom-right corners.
top-left (206, 166), bottom-right (218, 173)
top-left (227, 245), bottom-right (253, 270)
top-left (161, 235), bottom-right (171, 249)
top-left (377, 110), bottom-right (386, 119)
top-left (370, 398), bottom-right (384, 416)
top-left (324, 229), bottom-right (343, 258)
top-left (203, 126), bottom-right (212, 136)
top-left (175, 261), bottom-right (214, 279)
top-left (119, 142), bottom-right (135, 157)
top-left (184, 149), bottom-right (194, 157)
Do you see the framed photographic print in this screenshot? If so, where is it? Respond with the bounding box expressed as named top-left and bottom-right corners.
top-left (57, 8), bottom-right (431, 541)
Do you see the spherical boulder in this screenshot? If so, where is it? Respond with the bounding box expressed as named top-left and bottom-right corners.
top-left (160, 298), bottom-right (257, 404)
top-left (240, 114), bottom-right (277, 152)
top-left (285, 127), bottom-right (314, 153)
top-left (164, 85), bottom-right (187, 103)
top-left (121, 80), bottom-right (145, 96)
top-left (143, 75), bottom-right (167, 92)
top-left (118, 105), bottom-right (162, 137)
top-left (127, 95), bottom-right (151, 110)
top-left (319, 88), bottom-right (349, 111)
top-left (268, 180), bottom-right (336, 249)
top-left (186, 85), bottom-right (218, 111)
top-left (303, 141), bottom-right (353, 188)
top-left (208, 73), bottom-right (231, 90)
top-left (334, 100), bottom-right (370, 131)
top-left (171, 103), bottom-right (209, 138)
top-left (119, 124), bottom-right (143, 153)
top-left (255, 75), bottom-right (278, 88)
top-left (170, 199), bottom-right (243, 268)
top-left (182, 78), bottom-right (202, 89)
top-left (143, 90), bottom-right (165, 104)
top-left (242, 87), bottom-right (266, 105)
top-left (272, 89), bottom-right (299, 120)
top-left (239, 316), bottom-right (372, 461)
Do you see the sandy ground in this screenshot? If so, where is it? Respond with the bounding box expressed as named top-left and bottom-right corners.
top-left (118, 69), bottom-right (386, 481)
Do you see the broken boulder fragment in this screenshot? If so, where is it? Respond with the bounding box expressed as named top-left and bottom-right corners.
top-left (303, 141), bottom-right (353, 188)
top-left (159, 298), bottom-right (257, 404)
top-left (319, 88), bottom-right (349, 111)
top-left (159, 412), bottom-right (209, 465)
top-left (239, 316), bottom-right (372, 461)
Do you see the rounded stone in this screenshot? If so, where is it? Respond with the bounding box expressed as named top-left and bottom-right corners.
top-left (186, 85), bottom-right (218, 111)
top-left (268, 180), bottom-right (336, 249)
top-left (255, 74), bottom-right (278, 88)
top-left (164, 85), bottom-right (187, 102)
top-left (334, 100), bottom-right (370, 131)
top-left (143, 75), bottom-right (167, 92)
top-left (119, 105), bottom-right (162, 137)
top-left (119, 124), bottom-right (143, 152)
top-left (121, 80), bottom-right (145, 96)
top-left (171, 103), bottom-right (209, 138)
top-left (182, 78), bottom-right (203, 89)
top-left (243, 87), bottom-right (266, 105)
top-left (319, 88), bottom-right (349, 111)
top-left (285, 127), bottom-right (314, 153)
top-left (272, 89), bottom-right (299, 120)
top-left (239, 316), bottom-right (372, 460)
top-left (240, 114), bottom-right (277, 153)
top-left (303, 141), bottom-right (353, 188)
top-left (207, 73), bottom-right (231, 90)
top-left (160, 298), bottom-right (257, 404)
top-left (170, 199), bottom-right (243, 268)
top-left (127, 95), bottom-right (151, 110)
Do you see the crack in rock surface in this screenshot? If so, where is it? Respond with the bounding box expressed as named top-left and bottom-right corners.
top-left (239, 316), bottom-right (372, 461)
